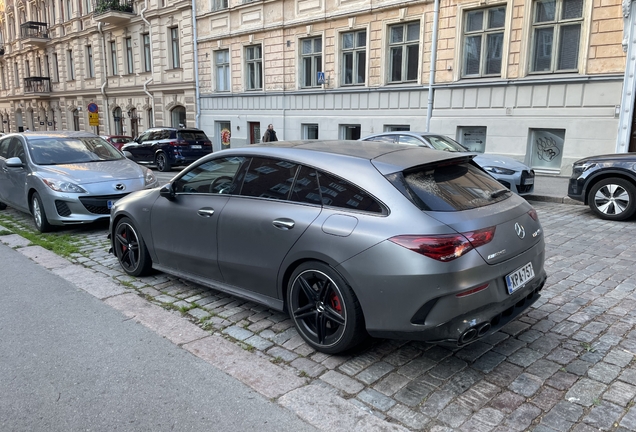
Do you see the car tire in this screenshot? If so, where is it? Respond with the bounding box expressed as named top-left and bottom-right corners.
top-left (287, 261), bottom-right (367, 354)
top-left (113, 217), bottom-right (153, 276)
top-left (31, 192), bottom-right (52, 233)
top-left (588, 178), bottom-right (636, 221)
top-left (0, 202), bottom-right (6, 210)
top-left (155, 152), bottom-right (172, 172)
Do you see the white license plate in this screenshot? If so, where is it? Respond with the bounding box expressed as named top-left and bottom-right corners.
top-left (107, 200), bottom-right (118, 209)
top-left (191, 145), bottom-right (202, 149)
top-left (505, 262), bottom-right (535, 294)
top-left (523, 177), bottom-right (535, 185)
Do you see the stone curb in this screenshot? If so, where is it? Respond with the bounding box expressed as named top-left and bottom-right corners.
top-left (0, 234), bottom-right (406, 432)
top-left (525, 194), bottom-right (584, 205)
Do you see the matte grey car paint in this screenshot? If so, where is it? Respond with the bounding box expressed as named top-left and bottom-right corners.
top-left (110, 140), bottom-right (547, 346)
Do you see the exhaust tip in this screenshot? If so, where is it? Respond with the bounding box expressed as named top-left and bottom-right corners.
top-left (459, 328), bottom-right (478, 344)
top-left (477, 323), bottom-right (491, 337)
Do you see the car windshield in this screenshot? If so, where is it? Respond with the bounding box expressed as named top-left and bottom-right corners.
top-left (27, 137), bottom-right (125, 165)
top-left (424, 135), bottom-right (469, 152)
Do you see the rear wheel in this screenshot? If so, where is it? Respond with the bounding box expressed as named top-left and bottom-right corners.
top-left (114, 217), bottom-right (152, 276)
top-left (288, 261), bottom-right (367, 354)
top-left (588, 178), bottom-right (636, 221)
top-left (155, 152), bottom-right (171, 172)
top-left (31, 192), bottom-right (52, 233)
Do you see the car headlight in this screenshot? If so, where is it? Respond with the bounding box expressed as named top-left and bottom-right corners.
top-left (483, 166), bottom-right (516, 175)
top-left (42, 178), bottom-right (88, 193)
top-left (143, 168), bottom-right (157, 186)
top-left (572, 162), bottom-right (596, 175)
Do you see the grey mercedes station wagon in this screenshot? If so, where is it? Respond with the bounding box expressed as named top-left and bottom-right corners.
top-left (110, 140), bottom-right (547, 354)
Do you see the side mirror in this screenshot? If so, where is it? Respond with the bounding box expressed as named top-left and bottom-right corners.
top-left (159, 183), bottom-right (176, 200)
top-left (5, 157), bottom-right (24, 168)
top-left (123, 150), bottom-right (134, 159)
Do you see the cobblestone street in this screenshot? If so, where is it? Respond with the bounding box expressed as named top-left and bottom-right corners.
top-left (2, 200), bottom-right (636, 431)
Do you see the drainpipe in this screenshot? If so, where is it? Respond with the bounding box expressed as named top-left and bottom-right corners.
top-left (141, 0), bottom-right (155, 127)
top-left (616, 0), bottom-right (636, 153)
top-left (425, 0), bottom-right (440, 132)
top-left (192, 0), bottom-right (200, 129)
top-left (98, 22), bottom-right (111, 134)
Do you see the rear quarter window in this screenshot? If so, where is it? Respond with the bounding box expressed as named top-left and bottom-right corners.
top-left (388, 162), bottom-right (510, 211)
top-left (316, 170), bottom-right (383, 214)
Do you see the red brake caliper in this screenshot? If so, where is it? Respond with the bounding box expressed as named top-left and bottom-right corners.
top-left (121, 232), bottom-right (128, 252)
top-left (330, 292), bottom-right (342, 314)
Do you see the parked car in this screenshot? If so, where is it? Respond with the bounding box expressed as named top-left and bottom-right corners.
top-left (361, 132), bottom-right (535, 195)
top-left (568, 153), bottom-right (636, 221)
top-left (102, 135), bottom-right (133, 151)
top-left (121, 127), bottom-right (212, 172)
top-left (0, 131), bottom-right (158, 232)
top-left (109, 140), bottom-right (547, 354)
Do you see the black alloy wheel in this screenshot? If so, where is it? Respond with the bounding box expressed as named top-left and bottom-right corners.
top-left (155, 152), bottom-right (172, 172)
top-left (588, 177), bottom-right (636, 221)
top-left (114, 217), bottom-right (152, 276)
top-left (288, 262), bottom-right (366, 354)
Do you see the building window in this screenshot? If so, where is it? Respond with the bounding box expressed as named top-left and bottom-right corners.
top-left (143, 33), bottom-right (151, 72)
top-left (212, 0), bottom-right (228, 11)
top-left (462, 6), bottom-right (506, 77)
top-left (72, 109), bottom-right (80, 131)
top-left (172, 106), bottom-right (186, 128)
top-left (245, 45), bottom-right (262, 90)
top-left (86, 45), bottom-right (94, 78)
top-left (341, 30), bottom-right (366, 85)
top-left (65, 0), bottom-right (72, 20)
top-left (530, 0), bottom-right (583, 73)
top-left (25, 60), bottom-right (30, 78)
top-left (113, 107), bottom-right (123, 135)
top-left (385, 125), bottom-right (410, 132)
top-left (302, 124), bottom-right (319, 139)
top-left (215, 49), bottom-right (230, 91)
top-left (110, 41), bottom-right (118, 76)
top-left (53, 53), bottom-right (59, 82)
top-left (13, 62), bottom-right (19, 87)
top-left (529, 128), bottom-right (565, 170)
top-left (388, 22), bottom-right (420, 83)
top-left (170, 27), bottom-right (180, 69)
top-left (301, 36), bottom-right (322, 88)
top-left (67, 50), bottom-right (75, 80)
top-left (147, 108), bottom-right (153, 128)
top-left (340, 124), bottom-right (361, 140)
top-left (125, 37), bottom-right (133, 74)
top-left (36, 57), bottom-right (43, 76)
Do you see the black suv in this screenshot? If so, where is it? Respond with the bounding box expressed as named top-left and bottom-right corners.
top-left (122, 127), bottom-right (212, 172)
top-left (568, 153), bottom-right (636, 221)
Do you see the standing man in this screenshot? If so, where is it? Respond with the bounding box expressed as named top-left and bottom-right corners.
top-left (263, 124), bottom-right (278, 142)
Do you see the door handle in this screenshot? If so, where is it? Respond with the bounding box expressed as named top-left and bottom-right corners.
top-left (197, 208), bottom-right (215, 217)
top-left (273, 219), bottom-right (295, 230)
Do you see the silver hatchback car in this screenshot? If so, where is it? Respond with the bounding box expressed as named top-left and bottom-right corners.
top-left (0, 131), bottom-right (158, 232)
top-left (110, 141), bottom-right (547, 354)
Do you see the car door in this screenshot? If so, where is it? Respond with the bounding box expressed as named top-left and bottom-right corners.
top-left (0, 137), bottom-right (12, 204)
top-left (126, 130), bottom-right (154, 163)
top-left (149, 156), bottom-right (248, 281)
top-left (0, 137), bottom-right (30, 211)
top-left (217, 158), bottom-right (322, 300)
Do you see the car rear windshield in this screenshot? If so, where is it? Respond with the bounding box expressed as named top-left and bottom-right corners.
top-left (28, 137), bottom-right (125, 165)
top-left (386, 162), bottom-right (511, 211)
top-left (178, 131), bottom-right (209, 141)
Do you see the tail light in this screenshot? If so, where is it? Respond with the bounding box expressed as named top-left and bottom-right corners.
top-left (169, 140), bottom-right (187, 146)
top-left (203, 141), bottom-right (212, 146)
top-left (389, 226), bottom-right (496, 262)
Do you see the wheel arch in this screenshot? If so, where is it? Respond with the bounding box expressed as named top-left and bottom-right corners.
top-left (582, 170), bottom-right (636, 205)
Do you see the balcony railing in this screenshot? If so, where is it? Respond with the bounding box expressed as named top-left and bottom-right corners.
top-left (20, 21), bottom-right (49, 39)
top-left (24, 77), bottom-right (51, 94)
top-left (93, 0), bottom-right (134, 24)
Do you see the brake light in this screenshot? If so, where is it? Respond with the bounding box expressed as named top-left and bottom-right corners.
top-left (203, 141), bottom-right (212, 146)
top-left (528, 209), bottom-right (538, 221)
top-left (389, 226), bottom-right (496, 262)
top-left (169, 140), bottom-right (187, 147)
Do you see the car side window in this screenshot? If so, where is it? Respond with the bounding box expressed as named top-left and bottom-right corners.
top-left (365, 135), bottom-right (396, 144)
top-left (173, 157), bottom-right (247, 194)
top-left (0, 137), bottom-right (10, 158)
top-left (316, 169), bottom-right (383, 213)
top-left (7, 138), bottom-right (26, 163)
top-left (137, 131), bottom-right (152, 143)
top-left (398, 135), bottom-right (423, 146)
top-left (290, 166), bottom-right (322, 205)
top-left (240, 157), bottom-right (299, 200)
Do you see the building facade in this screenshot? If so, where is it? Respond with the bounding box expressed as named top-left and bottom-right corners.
top-left (195, 0), bottom-right (629, 175)
top-left (0, 0), bottom-right (197, 138)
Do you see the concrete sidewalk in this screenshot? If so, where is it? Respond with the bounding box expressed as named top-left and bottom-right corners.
top-left (526, 175), bottom-right (581, 205)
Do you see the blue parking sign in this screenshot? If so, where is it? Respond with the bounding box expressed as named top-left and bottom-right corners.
top-left (317, 72), bottom-right (325, 85)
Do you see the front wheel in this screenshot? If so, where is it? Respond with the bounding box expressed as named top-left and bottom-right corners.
top-left (155, 152), bottom-right (172, 172)
top-left (113, 217), bottom-right (153, 276)
top-left (31, 192), bottom-right (52, 233)
top-left (287, 262), bottom-right (367, 354)
top-left (588, 178), bottom-right (636, 221)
